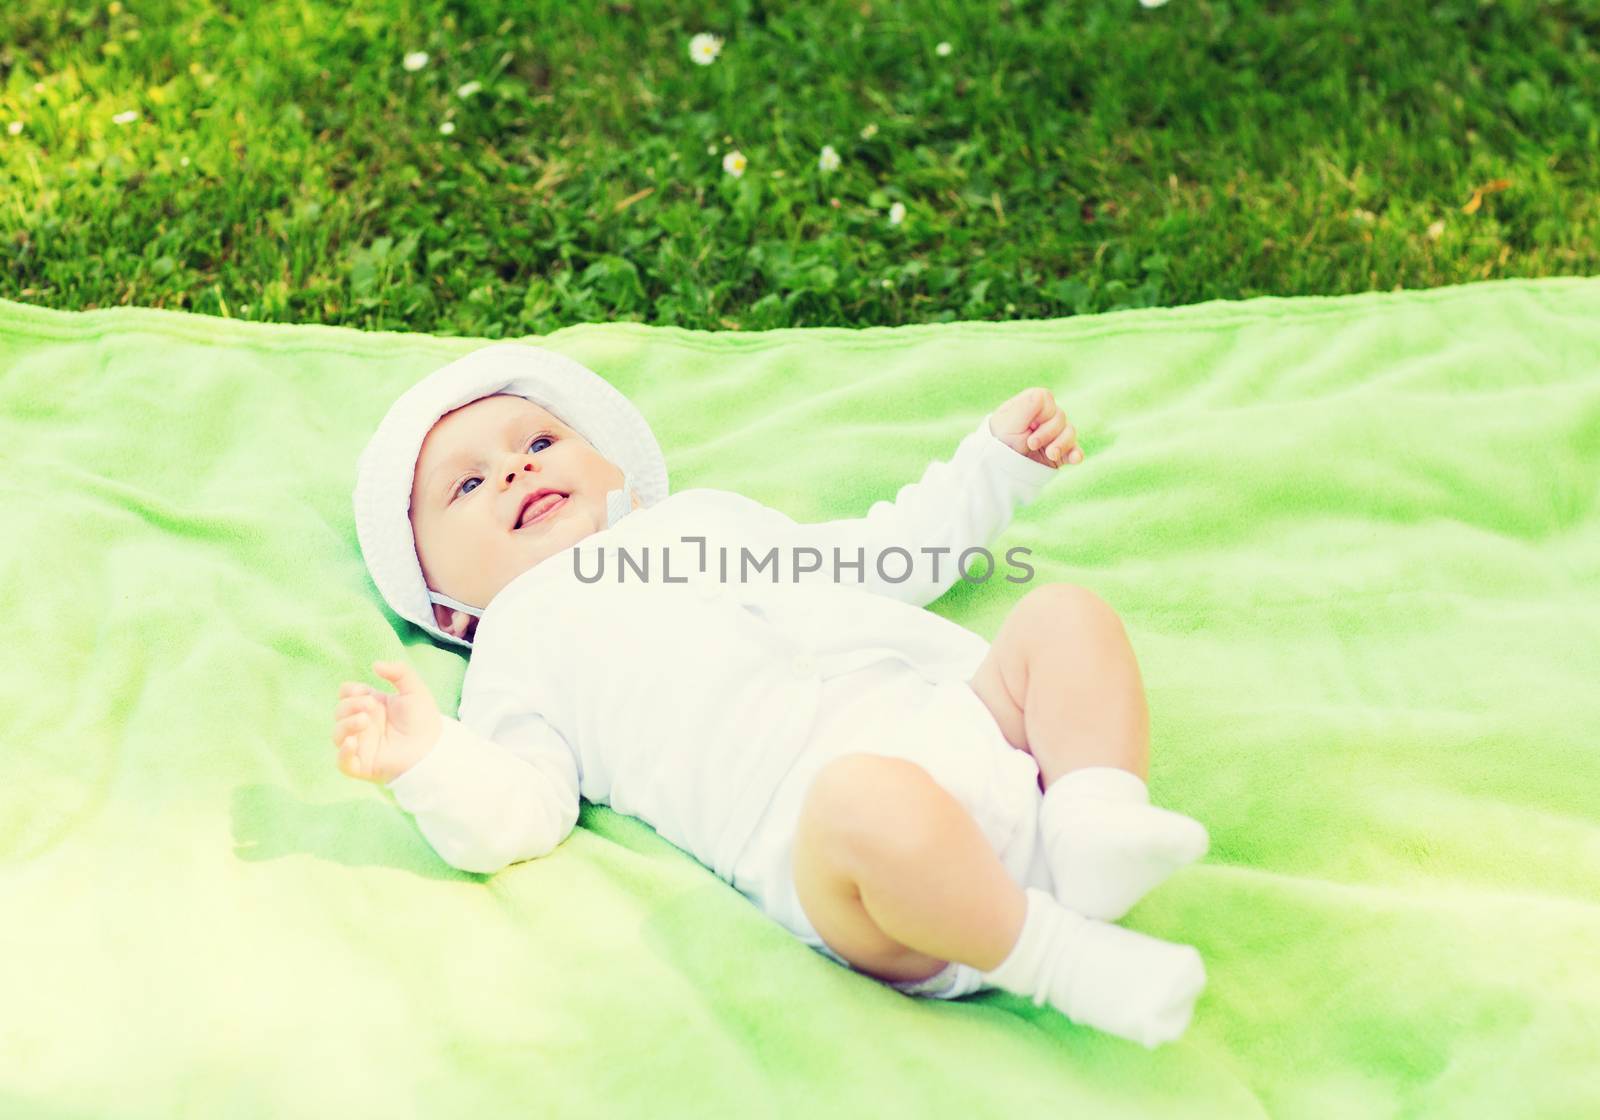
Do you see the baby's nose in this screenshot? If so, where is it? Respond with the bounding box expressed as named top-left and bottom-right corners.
top-left (506, 463), bottom-right (537, 482)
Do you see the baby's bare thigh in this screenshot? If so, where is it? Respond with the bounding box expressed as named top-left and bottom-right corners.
top-left (790, 754), bottom-right (952, 984)
top-left (967, 624), bottom-right (1031, 752)
top-left (967, 582), bottom-right (1122, 752)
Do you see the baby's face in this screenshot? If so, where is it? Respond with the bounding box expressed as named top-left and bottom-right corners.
top-left (409, 393), bottom-right (637, 639)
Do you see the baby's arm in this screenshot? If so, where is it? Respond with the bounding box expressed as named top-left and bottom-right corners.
top-left (747, 405), bottom-right (1061, 606)
top-left (386, 704), bottom-right (580, 875)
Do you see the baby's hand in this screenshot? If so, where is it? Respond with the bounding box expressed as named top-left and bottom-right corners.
top-left (989, 387), bottom-right (1083, 468)
top-left (330, 661), bottom-right (443, 785)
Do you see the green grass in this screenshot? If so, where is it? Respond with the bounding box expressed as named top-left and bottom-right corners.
top-left (3, 0), bottom-right (1598, 335)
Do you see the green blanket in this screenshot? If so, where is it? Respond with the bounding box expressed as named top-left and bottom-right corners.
top-left (2, 278), bottom-right (1596, 1118)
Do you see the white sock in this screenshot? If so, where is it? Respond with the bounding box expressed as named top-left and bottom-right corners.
top-left (1040, 767), bottom-right (1210, 921)
top-left (980, 887), bottom-right (1206, 1049)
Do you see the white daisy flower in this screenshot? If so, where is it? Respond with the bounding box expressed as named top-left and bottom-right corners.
top-left (936, 41), bottom-right (953, 56)
top-left (722, 149), bottom-right (747, 177)
top-left (456, 80), bottom-right (482, 98)
top-left (403, 51), bottom-right (429, 72)
top-left (439, 120), bottom-right (455, 135)
top-left (888, 201), bottom-right (906, 225)
top-left (818, 145), bottom-right (840, 173)
top-left (112, 110), bottom-right (139, 125)
top-left (689, 33), bottom-right (724, 65)
top-left (6, 120), bottom-right (22, 136)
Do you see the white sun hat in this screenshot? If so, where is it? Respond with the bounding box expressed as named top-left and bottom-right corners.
top-left (353, 342), bottom-right (670, 651)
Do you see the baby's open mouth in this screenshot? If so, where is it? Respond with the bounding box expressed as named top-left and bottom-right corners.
top-left (516, 492), bottom-right (569, 529)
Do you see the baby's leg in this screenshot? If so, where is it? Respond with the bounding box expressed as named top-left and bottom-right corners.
top-left (791, 752), bottom-right (1026, 979)
top-left (967, 582), bottom-right (1209, 921)
top-left (791, 751), bottom-right (1206, 1047)
top-left (967, 582), bottom-right (1150, 789)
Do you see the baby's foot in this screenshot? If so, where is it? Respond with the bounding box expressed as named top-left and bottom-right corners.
top-left (981, 887), bottom-right (1207, 1049)
top-left (1039, 767), bottom-right (1210, 921)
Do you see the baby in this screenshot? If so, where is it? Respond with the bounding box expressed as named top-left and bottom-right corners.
top-left (337, 343), bottom-right (1211, 1049)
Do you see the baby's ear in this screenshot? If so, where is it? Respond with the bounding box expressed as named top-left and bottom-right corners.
top-left (431, 603), bottom-right (469, 637)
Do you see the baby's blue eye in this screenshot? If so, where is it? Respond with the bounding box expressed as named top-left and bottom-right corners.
top-left (453, 434), bottom-right (554, 500)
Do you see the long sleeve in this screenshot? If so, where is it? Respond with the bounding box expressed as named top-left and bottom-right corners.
top-left (754, 411), bottom-right (1059, 607)
top-left (384, 704), bottom-right (580, 875)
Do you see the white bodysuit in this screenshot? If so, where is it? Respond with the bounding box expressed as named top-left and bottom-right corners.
top-left (385, 412), bottom-right (1059, 995)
